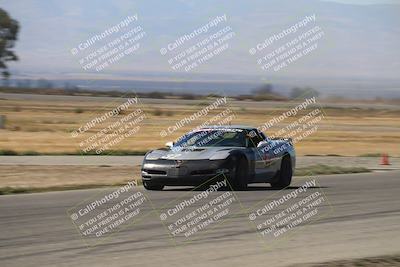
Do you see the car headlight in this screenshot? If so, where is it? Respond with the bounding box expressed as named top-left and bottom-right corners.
top-left (209, 151), bottom-right (230, 160)
top-left (144, 150), bottom-right (164, 160)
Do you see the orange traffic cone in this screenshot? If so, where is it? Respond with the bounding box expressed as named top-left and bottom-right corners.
top-left (380, 153), bottom-right (390, 165)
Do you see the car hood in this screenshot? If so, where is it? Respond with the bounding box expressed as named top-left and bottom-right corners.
top-left (145, 146), bottom-right (243, 160)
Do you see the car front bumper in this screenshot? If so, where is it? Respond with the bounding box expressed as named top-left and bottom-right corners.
top-left (141, 159), bottom-right (229, 186)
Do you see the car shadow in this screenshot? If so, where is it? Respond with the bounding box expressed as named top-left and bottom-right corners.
top-left (163, 185), bottom-right (327, 192)
top-left (242, 185), bottom-right (327, 191)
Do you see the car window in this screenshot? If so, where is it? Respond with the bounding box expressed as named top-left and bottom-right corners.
top-left (174, 129), bottom-right (247, 147)
top-left (247, 130), bottom-right (264, 147)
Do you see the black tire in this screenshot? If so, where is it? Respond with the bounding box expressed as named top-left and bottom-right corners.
top-left (270, 155), bottom-right (292, 189)
top-left (227, 156), bottom-right (248, 191)
top-left (143, 181), bottom-right (164, 191)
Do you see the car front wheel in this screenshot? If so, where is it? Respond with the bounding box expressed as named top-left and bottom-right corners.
top-left (227, 156), bottom-right (248, 191)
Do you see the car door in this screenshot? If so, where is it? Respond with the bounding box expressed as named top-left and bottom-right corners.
top-left (247, 130), bottom-right (276, 180)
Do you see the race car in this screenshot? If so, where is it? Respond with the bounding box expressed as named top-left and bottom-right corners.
top-left (141, 125), bottom-right (295, 190)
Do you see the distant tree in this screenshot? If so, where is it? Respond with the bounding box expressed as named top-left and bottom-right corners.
top-left (249, 83), bottom-right (286, 101)
top-left (326, 95), bottom-right (345, 102)
top-left (0, 9), bottom-right (19, 79)
top-left (252, 83), bottom-right (273, 96)
top-left (207, 93), bottom-right (222, 98)
top-left (180, 93), bottom-right (196, 100)
top-left (290, 87), bottom-right (319, 99)
top-left (235, 94), bottom-right (253, 101)
top-left (147, 91), bottom-right (166, 99)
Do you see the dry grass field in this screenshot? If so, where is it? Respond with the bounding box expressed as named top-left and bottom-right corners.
top-left (0, 92), bottom-right (399, 157)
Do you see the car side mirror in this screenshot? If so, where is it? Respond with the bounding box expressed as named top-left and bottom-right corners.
top-left (257, 140), bottom-right (269, 148)
top-left (165, 141), bottom-right (174, 148)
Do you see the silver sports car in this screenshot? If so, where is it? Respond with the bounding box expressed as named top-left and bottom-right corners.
top-left (141, 125), bottom-right (295, 190)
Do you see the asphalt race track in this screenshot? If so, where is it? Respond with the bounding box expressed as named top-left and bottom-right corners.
top-left (1, 171), bottom-right (400, 267)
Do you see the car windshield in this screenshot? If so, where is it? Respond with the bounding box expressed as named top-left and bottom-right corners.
top-left (174, 129), bottom-right (247, 148)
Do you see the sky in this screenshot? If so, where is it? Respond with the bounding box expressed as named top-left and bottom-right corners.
top-left (0, 0), bottom-right (399, 85)
top-left (323, 0), bottom-right (399, 4)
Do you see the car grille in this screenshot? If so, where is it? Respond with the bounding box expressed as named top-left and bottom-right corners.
top-left (143, 169), bottom-right (167, 175)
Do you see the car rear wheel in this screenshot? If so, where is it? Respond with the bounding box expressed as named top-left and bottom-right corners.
top-left (143, 181), bottom-right (164, 191)
top-left (270, 155), bottom-right (292, 189)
